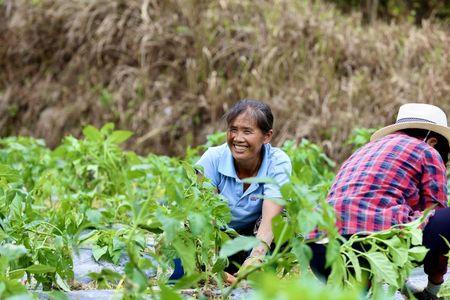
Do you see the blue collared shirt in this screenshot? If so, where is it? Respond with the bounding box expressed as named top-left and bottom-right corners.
top-left (196, 143), bottom-right (292, 230)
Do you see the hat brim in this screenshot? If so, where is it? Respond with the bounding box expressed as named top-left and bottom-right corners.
top-left (371, 122), bottom-right (450, 146)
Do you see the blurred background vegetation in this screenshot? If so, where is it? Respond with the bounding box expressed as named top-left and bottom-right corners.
top-left (0, 0), bottom-right (449, 163)
top-left (328, 0), bottom-right (450, 25)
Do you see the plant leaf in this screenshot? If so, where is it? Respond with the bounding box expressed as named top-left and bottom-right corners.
top-left (438, 280), bottom-right (450, 297)
top-left (325, 239), bottom-right (340, 268)
top-left (55, 273), bottom-right (71, 292)
top-left (212, 257), bottom-right (228, 273)
top-left (327, 255), bottom-right (345, 287)
top-left (159, 216), bottom-right (181, 242)
top-left (86, 209), bottom-right (103, 225)
top-left (100, 123), bottom-right (115, 133)
top-left (173, 273), bottom-right (204, 289)
top-left (291, 240), bottom-right (312, 273)
top-left (272, 215), bottom-right (293, 246)
top-left (242, 176), bottom-right (278, 185)
top-left (297, 210), bottom-right (320, 234)
top-left (0, 164), bottom-right (21, 183)
top-left (9, 269), bottom-right (25, 280)
top-left (159, 283), bottom-right (182, 300)
top-left (410, 228), bottom-right (423, 245)
top-left (82, 125), bottom-right (103, 142)
top-left (382, 236), bottom-right (408, 266)
top-left (26, 264), bottom-right (56, 274)
top-left (364, 252), bottom-right (398, 287)
top-left (408, 246), bottom-right (428, 262)
top-left (219, 236), bottom-right (260, 258)
top-left (344, 248), bottom-right (362, 282)
top-left (92, 245), bottom-right (108, 261)
top-left (44, 291), bottom-right (69, 300)
top-left (188, 213), bottom-right (206, 236)
top-left (0, 244), bottom-right (27, 260)
top-left (109, 130), bottom-right (133, 144)
top-left (172, 236), bottom-right (196, 275)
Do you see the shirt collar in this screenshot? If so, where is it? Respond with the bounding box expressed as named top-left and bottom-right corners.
top-left (256, 144), bottom-right (270, 177)
top-left (218, 143), bottom-right (271, 180)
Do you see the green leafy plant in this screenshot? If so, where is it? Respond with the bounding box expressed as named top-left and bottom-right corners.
top-left (0, 127), bottom-right (435, 299)
top-left (346, 128), bottom-right (377, 151)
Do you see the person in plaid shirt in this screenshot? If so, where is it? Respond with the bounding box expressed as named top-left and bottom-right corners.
top-left (309, 103), bottom-right (450, 300)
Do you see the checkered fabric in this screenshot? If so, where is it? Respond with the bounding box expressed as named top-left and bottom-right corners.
top-left (310, 132), bottom-right (447, 239)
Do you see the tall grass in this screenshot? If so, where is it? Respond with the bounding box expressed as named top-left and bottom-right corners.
top-left (0, 0), bottom-right (449, 161)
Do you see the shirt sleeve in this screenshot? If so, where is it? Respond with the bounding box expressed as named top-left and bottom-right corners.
top-left (420, 148), bottom-right (448, 210)
top-left (195, 148), bottom-right (220, 187)
top-left (264, 151), bottom-right (292, 200)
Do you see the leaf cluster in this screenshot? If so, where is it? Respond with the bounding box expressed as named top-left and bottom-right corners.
top-left (0, 127), bottom-right (445, 299)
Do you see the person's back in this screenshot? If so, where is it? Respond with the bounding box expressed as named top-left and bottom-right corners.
top-left (309, 103), bottom-right (450, 299)
top-left (328, 132), bottom-right (447, 235)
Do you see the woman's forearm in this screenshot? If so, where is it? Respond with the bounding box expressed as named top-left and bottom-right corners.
top-left (251, 199), bottom-right (283, 256)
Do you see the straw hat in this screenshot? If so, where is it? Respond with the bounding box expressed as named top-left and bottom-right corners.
top-left (371, 103), bottom-right (450, 146)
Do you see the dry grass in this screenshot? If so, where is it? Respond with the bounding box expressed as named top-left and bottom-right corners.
top-left (0, 0), bottom-right (449, 161)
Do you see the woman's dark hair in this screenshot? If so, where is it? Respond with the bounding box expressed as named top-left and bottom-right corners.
top-left (225, 99), bottom-right (273, 133)
top-left (401, 128), bottom-right (450, 165)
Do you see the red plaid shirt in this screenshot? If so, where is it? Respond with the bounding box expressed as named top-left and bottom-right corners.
top-left (311, 132), bottom-right (447, 238)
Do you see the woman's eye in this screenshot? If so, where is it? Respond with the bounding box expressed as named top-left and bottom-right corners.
top-left (244, 130), bottom-right (252, 134)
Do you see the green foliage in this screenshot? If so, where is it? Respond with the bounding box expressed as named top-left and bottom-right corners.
top-left (249, 272), bottom-right (362, 300)
top-left (0, 174), bottom-right (73, 293)
top-left (184, 131), bottom-right (226, 163)
top-left (282, 139), bottom-right (335, 188)
top-left (0, 137), bottom-right (52, 189)
top-left (332, 217), bottom-right (428, 294)
top-left (0, 125), bottom-right (231, 298)
top-left (346, 128), bottom-right (377, 151)
top-left (0, 164), bottom-right (21, 183)
top-left (219, 236), bottom-right (260, 258)
top-left (224, 131), bottom-right (431, 298)
top-left (0, 127), bottom-right (437, 298)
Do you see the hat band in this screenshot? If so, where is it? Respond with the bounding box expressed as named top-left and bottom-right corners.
top-left (396, 117), bottom-right (436, 124)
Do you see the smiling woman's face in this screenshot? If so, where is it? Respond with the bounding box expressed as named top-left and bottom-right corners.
top-left (227, 110), bottom-right (272, 165)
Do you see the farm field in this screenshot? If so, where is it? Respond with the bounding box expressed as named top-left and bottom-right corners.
top-left (2, 1), bottom-right (450, 299)
top-left (1, 124), bottom-right (450, 300)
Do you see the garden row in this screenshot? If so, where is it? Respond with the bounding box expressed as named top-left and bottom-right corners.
top-left (0, 125), bottom-right (448, 299)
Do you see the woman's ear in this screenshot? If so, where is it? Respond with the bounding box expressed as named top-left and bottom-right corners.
top-left (426, 137), bottom-right (438, 148)
top-left (264, 129), bottom-right (273, 144)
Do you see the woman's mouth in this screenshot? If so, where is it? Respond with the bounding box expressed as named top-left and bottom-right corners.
top-left (233, 144), bottom-right (248, 153)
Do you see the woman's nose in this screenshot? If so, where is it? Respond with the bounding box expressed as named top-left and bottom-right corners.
top-left (234, 131), bottom-right (245, 141)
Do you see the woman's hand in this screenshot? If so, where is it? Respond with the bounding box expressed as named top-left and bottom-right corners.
top-left (236, 242), bottom-right (268, 275)
top-left (240, 255), bottom-right (264, 270)
top-left (235, 200), bottom-right (283, 277)
top-left (224, 272), bottom-right (237, 284)
top-left (235, 199), bottom-right (283, 275)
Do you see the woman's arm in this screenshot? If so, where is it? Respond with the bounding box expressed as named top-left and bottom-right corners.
top-left (420, 148), bottom-right (448, 210)
top-left (250, 199), bottom-right (283, 257)
top-left (245, 150), bottom-right (291, 261)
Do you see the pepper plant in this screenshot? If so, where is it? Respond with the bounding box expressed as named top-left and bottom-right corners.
top-left (0, 126), bottom-right (445, 300)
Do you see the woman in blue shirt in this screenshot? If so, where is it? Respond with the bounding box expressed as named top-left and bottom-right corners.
top-left (198, 100), bottom-right (291, 274)
top-left (170, 99), bottom-right (291, 280)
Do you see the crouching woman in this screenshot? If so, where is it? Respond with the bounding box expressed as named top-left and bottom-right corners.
top-left (171, 99), bottom-right (292, 279)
